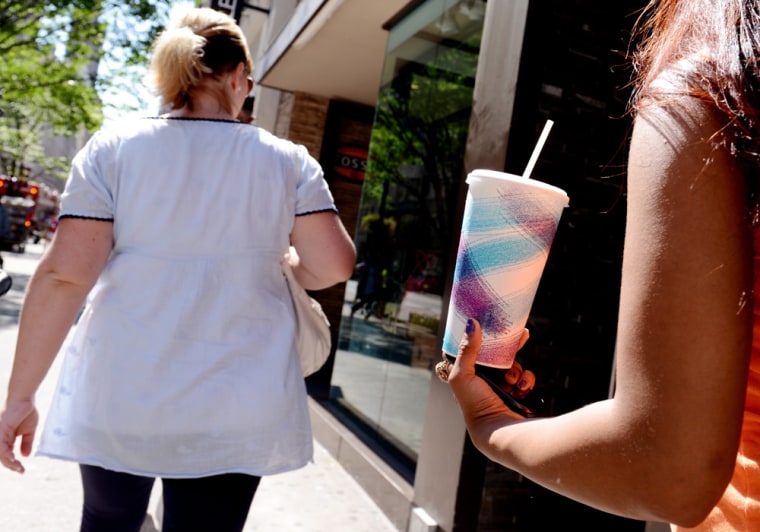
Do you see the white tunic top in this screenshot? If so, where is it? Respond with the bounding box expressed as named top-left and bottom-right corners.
top-left (37, 117), bottom-right (337, 478)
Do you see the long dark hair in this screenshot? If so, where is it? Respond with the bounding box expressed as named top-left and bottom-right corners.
top-left (631, 0), bottom-right (760, 163)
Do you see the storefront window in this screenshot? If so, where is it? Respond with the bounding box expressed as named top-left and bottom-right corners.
top-left (330, 0), bottom-right (485, 466)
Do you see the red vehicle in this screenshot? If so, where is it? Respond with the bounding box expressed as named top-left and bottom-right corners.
top-left (0, 175), bottom-right (60, 252)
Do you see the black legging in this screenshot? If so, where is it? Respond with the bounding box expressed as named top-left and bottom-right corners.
top-left (79, 464), bottom-right (261, 532)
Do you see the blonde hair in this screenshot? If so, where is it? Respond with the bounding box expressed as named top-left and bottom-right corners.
top-left (145, 7), bottom-right (253, 113)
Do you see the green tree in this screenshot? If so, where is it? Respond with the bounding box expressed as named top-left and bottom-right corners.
top-left (0, 1), bottom-right (177, 181)
top-left (357, 29), bottom-right (482, 293)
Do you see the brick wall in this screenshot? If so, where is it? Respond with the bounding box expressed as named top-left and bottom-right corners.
top-left (287, 92), bottom-right (330, 158)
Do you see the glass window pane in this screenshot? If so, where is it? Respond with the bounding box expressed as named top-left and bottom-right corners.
top-left (330, 0), bottom-right (486, 465)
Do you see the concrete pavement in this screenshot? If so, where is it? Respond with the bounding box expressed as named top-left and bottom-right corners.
top-left (0, 244), bottom-right (398, 531)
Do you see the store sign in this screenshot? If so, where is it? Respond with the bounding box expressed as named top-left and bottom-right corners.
top-left (334, 146), bottom-right (368, 182)
top-left (210, 0), bottom-right (269, 22)
top-left (210, 0), bottom-right (243, 22)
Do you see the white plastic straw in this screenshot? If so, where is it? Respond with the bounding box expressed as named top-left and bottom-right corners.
top-left (522, 119), bottom-right (554, 179)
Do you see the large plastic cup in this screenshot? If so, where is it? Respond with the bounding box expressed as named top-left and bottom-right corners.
top-left (442, 169), bottom-right (569, 368)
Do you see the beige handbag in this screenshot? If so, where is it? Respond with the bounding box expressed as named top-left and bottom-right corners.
top-left (281, 254), bottom-right (332, 377)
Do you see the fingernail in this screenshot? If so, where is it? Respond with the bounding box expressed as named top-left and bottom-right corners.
top-left (465, 319), bottom-right (475, 335)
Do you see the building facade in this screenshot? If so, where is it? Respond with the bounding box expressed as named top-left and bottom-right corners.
top-left (210, 1), bottom-right (667, 530)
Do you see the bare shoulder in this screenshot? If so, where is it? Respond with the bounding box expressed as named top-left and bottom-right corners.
top-left (633, 95), bottom-right (733, 159)
top-left (628, 97), bottom-right (744, 211)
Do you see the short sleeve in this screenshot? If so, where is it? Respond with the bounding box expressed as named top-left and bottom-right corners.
top-left (59, 131), bottom-right (115, 221)
top-left (292, 144), bottom-right (337, 216)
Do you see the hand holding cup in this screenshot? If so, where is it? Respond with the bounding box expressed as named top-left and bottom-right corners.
top-left (448, 319), bottom-right (534, 421)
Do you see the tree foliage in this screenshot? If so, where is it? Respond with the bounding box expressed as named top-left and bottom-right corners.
top-left (357, 29), bottom-right (481, 292)
top-left (0, 0), bottom-right (176, 181)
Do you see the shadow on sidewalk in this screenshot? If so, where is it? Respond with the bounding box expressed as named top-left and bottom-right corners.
top-left (0, 271), bottom-right (28, 330)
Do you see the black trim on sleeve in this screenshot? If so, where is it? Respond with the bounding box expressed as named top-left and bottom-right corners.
top-left (59, 214), bottom-right (115, 222)
top-left (152, 116), bottom-right (242, 124)
top-left (295, 207), bottom-right (339, 217)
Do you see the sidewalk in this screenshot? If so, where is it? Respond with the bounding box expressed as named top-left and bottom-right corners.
top-left (0, 246), bottom-right (398, 531)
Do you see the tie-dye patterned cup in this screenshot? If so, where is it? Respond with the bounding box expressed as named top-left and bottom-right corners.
top-left (442, 169), bottom-right (569, 368)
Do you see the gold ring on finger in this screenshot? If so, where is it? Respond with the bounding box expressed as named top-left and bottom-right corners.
top-left (435, 359), bottom-right (452, 383)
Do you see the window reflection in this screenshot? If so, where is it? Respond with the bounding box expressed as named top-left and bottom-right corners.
top-left (330, 0), bottom-right (486, 464)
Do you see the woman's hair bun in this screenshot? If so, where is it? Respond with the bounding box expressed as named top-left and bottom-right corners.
top-left (144, 7), bottom-right (253, 112)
